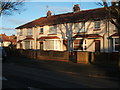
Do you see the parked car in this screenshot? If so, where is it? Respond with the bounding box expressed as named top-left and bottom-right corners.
top-left (0, 47), bottom-right (7, 61)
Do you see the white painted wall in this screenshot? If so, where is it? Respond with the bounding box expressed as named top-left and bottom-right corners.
top-left (16, 19), bottom-right (117, 52)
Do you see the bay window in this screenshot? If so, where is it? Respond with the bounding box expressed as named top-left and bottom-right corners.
top-left (45, 40), bottom-right (61, 50)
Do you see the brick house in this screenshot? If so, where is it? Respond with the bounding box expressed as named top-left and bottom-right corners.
top-left (16, 4), bottom-right (119, 53)
top-left (0, 34), bottom-right (17, 47)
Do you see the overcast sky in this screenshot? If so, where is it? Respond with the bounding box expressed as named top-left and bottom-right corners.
top-left (0, 2), bottom-right (103, 36)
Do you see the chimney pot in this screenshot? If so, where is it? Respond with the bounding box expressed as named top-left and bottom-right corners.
top-left (73, 4), bottom-right (80, 13)
top-left (47, 10), bottom-right (52, 17)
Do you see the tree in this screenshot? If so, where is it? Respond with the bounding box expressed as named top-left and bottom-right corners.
top-left (0, 0), bottom-right (25, 16)
top-left (99, 0), bottom-right (120, 68)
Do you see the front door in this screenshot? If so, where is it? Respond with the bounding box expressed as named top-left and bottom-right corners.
top-left (95, 40), bottom-right (100, 52)
top-left (40, 42), bottom-right (43, 50)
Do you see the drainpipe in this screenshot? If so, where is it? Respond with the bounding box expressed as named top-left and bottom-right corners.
top-left (34, 25), bottom-right (38, 59)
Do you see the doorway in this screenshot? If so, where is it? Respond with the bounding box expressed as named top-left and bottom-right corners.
top-left (95, 40), bottom-right (100, 52)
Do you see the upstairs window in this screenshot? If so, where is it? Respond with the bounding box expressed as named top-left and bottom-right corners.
top-left (49, 25), bottom-right (57, 34)
top-left (40, 28), bottom-right (43, 34)
top-left (74, 22), bottom-right (86, 33)
top-left (94, 21), bottom-right (101, 29)
top-left (19, 30), bottom-right (22, 36)
top-left (74, 23), bottom-right (80, 32)
top-left (27, 29), bottom-right (32, 35)
top-left (81, 22), bottom-right (85, 32)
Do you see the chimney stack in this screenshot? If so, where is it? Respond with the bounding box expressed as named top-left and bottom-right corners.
top-left (47, 10), bottom-right (52, 17)
top-left (73, 4), bottom-right (80, 13)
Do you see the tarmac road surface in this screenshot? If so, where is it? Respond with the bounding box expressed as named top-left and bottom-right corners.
top-left (2, 56), bottom-right (119, 89)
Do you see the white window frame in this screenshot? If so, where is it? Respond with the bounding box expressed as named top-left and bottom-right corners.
top-left (113, 38), bottom-right (120, 52)
top-left (25, 41), bottom-right (30, 49)
top-left (81, 22), bottom-right (85, 32)
top-left (49, 25), bottom-right (57, 34)
top-left (27, 29), bottom-right (32, 35)
top-left (19, 30), bottom-right (22, 36)
top-left (94, 21), bottom-right (101, 29)
top-left (74, 23), bottom-right (79, 32)
top-left (40, 28), bottom-right (44, 33)
top-left (73, 38), bottom-right (84, 51)
top-left (45, 39), bottom-right (61, 51)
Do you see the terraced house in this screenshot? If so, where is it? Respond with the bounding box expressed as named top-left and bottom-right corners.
top-left (16, 4), bottom-right (119, 53)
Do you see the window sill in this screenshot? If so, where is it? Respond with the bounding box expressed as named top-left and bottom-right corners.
top-left (26, 35), bottom-right (33, 37)
top-left (113, 50), bottom-right (119, 52)
top-left (113, 30), bottom-right (117, 32)
top-left (48, 34), bottom-right (57, 35)
top-left (93, 28), bottom-right (101, 31)
top-left (39, 33), bottom-right (43, 34)
top-left (74, 32), bottom-right (86, 34)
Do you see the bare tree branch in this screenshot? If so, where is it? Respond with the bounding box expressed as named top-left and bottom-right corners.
top-left (0, 0), bottom-right (25, 16)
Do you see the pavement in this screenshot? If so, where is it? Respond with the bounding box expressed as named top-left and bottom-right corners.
top-left (4, 55), bottom-right (120, 81)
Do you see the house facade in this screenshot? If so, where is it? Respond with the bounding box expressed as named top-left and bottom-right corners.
top-left (16, 4), bottom-right (119, 53)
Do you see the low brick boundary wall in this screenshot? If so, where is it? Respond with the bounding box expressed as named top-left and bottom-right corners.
top-left (76, 51), bottom-right (119, 65)
top-left (5, 48), bottom-right (119, 65)
top-left (7, 49), bottom-right (69, 62)
top-left (89, 52), bottom-right (119, 65)
top-left (77, 51), bottom-right (89, 64)
top-left (36, 50), bottom-right (69, 62)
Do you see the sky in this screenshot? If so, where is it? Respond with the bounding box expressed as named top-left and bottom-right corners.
top-left (0, 1), bottom-right (104, 36)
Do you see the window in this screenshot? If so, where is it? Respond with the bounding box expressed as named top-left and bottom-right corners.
top-left (20, 30), bottom-right (22, 36)
top-left (49, 25), bottom-right (57, 34)
top-left (81, 22), bottom-right (85, 32)
top-left (114, 38), bottom-right (120, 52)
top-left (94, 21), bottom-right (101, 29)
top-left (40, 28), bottom-right (43, 34)
top-left (45, 40), bottom-right (61, 50)
top-left (74, 23), bottom-right (80, 32)
top-left (74, 39), bottom-right (83, 50)
top-left (27, 29), bottom-right (32, 35)
top-left (45, 40), bottom-right (54, 50)
top-left (74, 22), bottom-right (86, 33)
top-left (31, 41), bottom-right (33, 49)
top-left (25, 41), bottom-right (30, 49)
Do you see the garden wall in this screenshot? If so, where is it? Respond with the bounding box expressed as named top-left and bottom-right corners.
top-left (6, 48), bottom-right (119, 65)
top-left (7, 49), bottom-right (69, 62)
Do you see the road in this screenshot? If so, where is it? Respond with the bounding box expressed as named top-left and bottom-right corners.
top-left (2, 56), bottom-right (119, 89)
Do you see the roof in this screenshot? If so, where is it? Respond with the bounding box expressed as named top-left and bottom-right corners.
top-left (24, 37), bottom-right (34, 41)
top-left (0, 34), bottom-right (10, 42)
top-left (0, 34), bottom-right (17, 43)
top-left (16, 7), bottom-right (114, 29)
top-left (110, 33), bottom-right (119, 37)
top-left (17, 40), bottom-right (23, 43)
top-left (38, 36), bottom-right (60, 40)
top-left (73, 34), bottom-right (102, 38)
